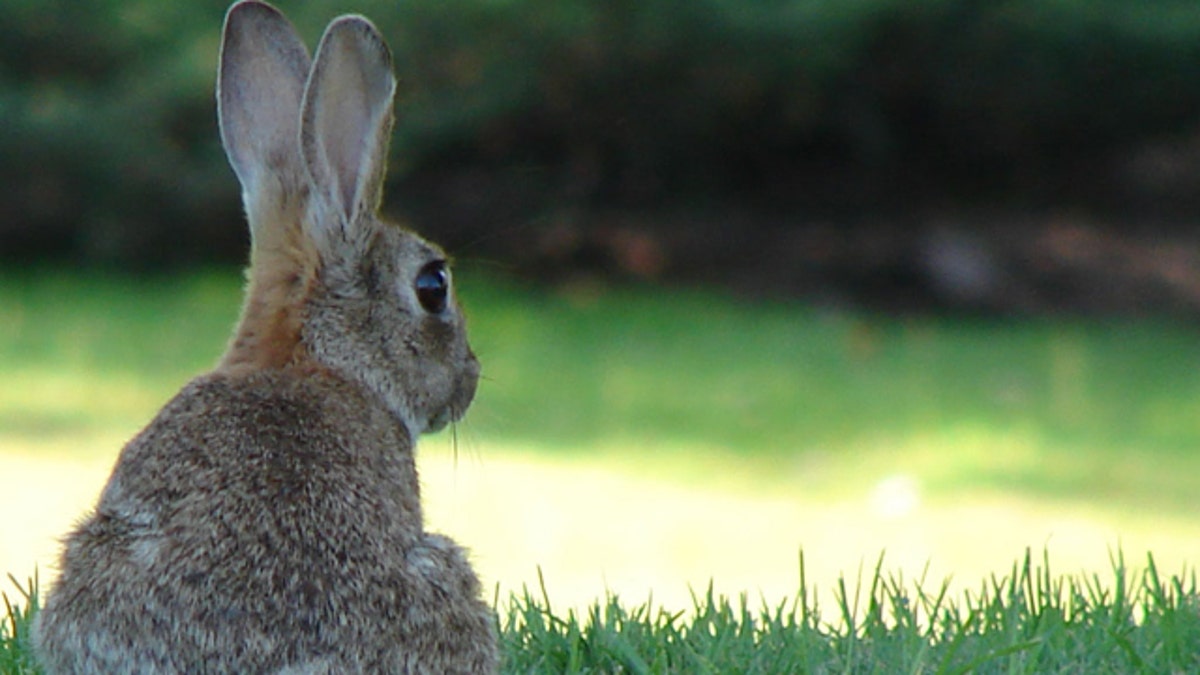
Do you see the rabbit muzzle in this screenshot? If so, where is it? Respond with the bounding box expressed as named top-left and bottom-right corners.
top-left (426, 350), bottom-right (480, 433)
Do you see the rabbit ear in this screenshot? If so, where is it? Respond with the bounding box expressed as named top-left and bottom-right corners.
top-left (217, 0), bottom-right (311, 230)
top-left (300, 14), bottom-right (396, 246)
top-left (216, 2), bottom-right (318, 372)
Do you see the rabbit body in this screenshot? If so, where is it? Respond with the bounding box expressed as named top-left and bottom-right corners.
top-left (36, 370), bottom-right (495, 673)
top-left (34, 2), bottom-right (499, 672)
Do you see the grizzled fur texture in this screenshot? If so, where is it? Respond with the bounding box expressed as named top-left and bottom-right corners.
top-left (33, 2), bottom-right (498, 673)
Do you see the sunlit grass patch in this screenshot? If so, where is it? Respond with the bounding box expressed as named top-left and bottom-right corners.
top-left (6, 266), bottom-right (1200, 472)
top-left (463, 270), bottom-right (1200, 459)
top-left (0, 370), bottom-right (164, 437)
top-left (0, 269), bottom-right (237, 441)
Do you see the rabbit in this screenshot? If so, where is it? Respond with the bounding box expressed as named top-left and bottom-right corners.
top-left (32, 1), bottom-right (499, 672)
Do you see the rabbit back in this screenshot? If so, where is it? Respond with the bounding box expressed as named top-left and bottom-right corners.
top-left (34, 369), bottom-right (497, 673)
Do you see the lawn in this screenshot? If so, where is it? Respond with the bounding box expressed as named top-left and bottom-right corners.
top-left (2, 267), bottom-right (1200, 670)
top-left (5, 550), bottom-right (1199, 672)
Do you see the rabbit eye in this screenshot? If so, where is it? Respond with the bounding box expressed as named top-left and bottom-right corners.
top-left (414, 261), bottom-right (449, 313)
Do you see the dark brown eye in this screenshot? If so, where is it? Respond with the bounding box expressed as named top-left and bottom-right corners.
top-left (415, 261), bottom-right (449, 313)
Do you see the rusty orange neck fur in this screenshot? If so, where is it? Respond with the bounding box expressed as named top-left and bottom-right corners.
top-left (220, 216), bottom-right (321, 371)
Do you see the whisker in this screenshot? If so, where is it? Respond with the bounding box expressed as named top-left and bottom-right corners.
top-left (455, 257), bottom-right (520, 276)
top-left (450, 217), bottom-right (545, 258)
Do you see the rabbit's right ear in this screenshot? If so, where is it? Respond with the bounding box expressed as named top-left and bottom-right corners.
top-left (217, 0), bottom-right (311, 232)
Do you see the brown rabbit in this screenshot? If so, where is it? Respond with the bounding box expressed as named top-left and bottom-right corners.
top-left (32, 2), bottom-right (499, 672)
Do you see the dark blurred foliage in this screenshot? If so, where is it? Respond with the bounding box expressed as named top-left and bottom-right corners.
top-left (3, 0), bottom-right (1200, 310)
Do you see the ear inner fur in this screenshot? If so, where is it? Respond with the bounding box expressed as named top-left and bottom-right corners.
top-left (216, 1), bottom-right (311, 199)
top-left (300, 15), bottom-right (397, 242)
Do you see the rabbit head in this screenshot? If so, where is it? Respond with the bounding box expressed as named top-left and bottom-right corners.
top-left (215, 0), bottom-right (478, 438)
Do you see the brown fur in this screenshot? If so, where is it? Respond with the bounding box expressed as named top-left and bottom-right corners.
top-left (33, 2), bottom-right (499, 672)
top-left (221, 230), bottom-right (319, 371)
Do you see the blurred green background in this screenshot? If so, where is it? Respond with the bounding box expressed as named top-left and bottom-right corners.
top-left (4, 0), bottom-right (1200, 609)
top-left (5, 0), bottom-right (1200, 312)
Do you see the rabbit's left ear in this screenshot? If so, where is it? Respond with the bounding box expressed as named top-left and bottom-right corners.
top-left (300, 15), bottom-right (396, 247)
top-left (217, 0), bottom-right (312, 235)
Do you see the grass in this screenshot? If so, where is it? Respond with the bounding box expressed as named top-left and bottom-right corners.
top-left (1, 574), bottom-right (37, 675)
top-left (7, 266), bottom-right (1200, 501)
top-left (504, 549), bottom-right (1200, 672)
top-left (4, 267), bottom-right (1200, 669)
top-left (4, 270), bottom-right (1200, 509)
top-left (3, 550), bottom-right (1198, 673)
top-left (467, 280), bottom-right (1200, 506)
